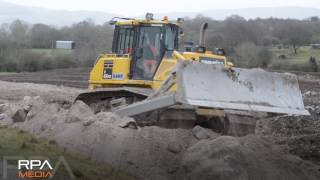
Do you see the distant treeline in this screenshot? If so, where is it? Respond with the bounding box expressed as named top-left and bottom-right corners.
top-left (0, 19), bottom-right (113, 72)
top-left (0, 15), bottom-right (320, 72)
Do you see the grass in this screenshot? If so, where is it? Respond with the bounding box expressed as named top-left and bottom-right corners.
top-left (0, 126), bottom-right (136, 180)
top-left (270, 46), bottom-right (320, 71)
top-left (30, 48), bottom-right (73, 57)
top-left (0, 72), bottom-right (17, 75)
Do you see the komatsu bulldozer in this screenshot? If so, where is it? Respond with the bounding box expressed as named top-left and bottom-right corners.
top-left (76, 13), bottom-right (309, 135)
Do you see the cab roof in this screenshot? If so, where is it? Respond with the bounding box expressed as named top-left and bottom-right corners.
top-left (115, 19), bottom-right (180, 26)
top-left (110, 13), bottom-right (183, 26)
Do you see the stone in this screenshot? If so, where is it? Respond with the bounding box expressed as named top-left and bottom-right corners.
top-left (192, 125), bottom-right (219, 140)
top-left (167, 142), bottom-right (182, 154)
top-left (65, 101), bottom-right (94, 123)
top-left (0, 113), bottom-right (6, 120)
top-left (12, 109), bottom-right (28, 122)
top-left (83, 118), bottom-right (95, 126)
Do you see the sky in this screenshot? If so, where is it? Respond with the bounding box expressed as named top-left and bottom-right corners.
top-left (3, 0), bottom-right (320, 15)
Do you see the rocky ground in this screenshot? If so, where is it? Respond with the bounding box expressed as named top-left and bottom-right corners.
top-left (0, 70), bottom-right (320, 180)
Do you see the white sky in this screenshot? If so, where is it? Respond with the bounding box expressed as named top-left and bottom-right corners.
top-left (3, 0), bottom-right (320, 15)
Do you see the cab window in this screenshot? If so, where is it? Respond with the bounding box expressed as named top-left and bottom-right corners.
top-left (113, 27), bottom-right (134, 54)
top-left (165, 26), bottom-right (178, 50)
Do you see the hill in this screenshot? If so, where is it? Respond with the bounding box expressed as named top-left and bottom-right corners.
top-left (1, 1), bottom-right (320, 25)
top-left (0, 0), bottom-right (117, 26)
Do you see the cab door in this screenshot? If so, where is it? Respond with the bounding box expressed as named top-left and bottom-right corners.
top-left (131, 26), bottom-right (164, 80)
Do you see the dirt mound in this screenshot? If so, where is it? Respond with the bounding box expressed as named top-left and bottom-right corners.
top-left (1, 80), bottom-right (320, 180)
top-left (3, 95), bottom-right (198, 180)
top-left (182, 135), bottom-right (320, 180)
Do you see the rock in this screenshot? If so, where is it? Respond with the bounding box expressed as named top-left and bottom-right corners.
top-left (304, 91), bottom-right (317, 96)
top-left (0, 113), bottom-right (6, 120)
top-left (23, 104), bottom-right (32, 112)
top-left (82, 117), bottom-right (95, 126)
top-left (167, 142), bottom-right (182, 154)
top-left (23, 96), bottom-right (43, 109)
top-left (23, 96), bottom-right (32, 103)
top-left (96, 112), bottom-right (139, 129)
top-left (118, 119), bottom-right (138, 129)
top-left (12, 109), bottom-right (28, 122)
top-left (65, 101), bottom-right (94, 123)
top-left (0, 104), bottom-right (5, 113)
top-left (0, 103), bottom-right (11, 114)
top-left (306, 105), bottom-right (315, 111)
top-left (62, 103), bottom-right (72, 109)
top-left (192, 126), bottom-right (219, 140)
top-left (96, 112), bottom-right (134, 125)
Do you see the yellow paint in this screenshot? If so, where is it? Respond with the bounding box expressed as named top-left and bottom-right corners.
top-left (196, 108), bottom-right (225, 117)
top-left (182, 51), bottom-right (229, 65)
top-left (88, 55), bottom-right (153, 89)
top-left (152, 58), bottom-right (177, 89)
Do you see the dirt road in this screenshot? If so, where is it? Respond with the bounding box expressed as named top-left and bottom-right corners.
top-left (0, 68), bottom-right (90, 88)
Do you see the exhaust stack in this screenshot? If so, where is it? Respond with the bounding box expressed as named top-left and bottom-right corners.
top-left (199, 23), bottom-right (208, 47)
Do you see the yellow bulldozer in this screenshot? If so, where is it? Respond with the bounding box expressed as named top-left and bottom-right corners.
top-left (76, 13), bottom-right (309, 135)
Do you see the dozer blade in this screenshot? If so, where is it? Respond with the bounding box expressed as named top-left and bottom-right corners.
top-left (115, 61), bottom-right (309, 117)
top-left (174, 61), bottom-right (309, 115)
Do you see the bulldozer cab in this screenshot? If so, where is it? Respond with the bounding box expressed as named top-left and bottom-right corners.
top-left (111, 22), bottom-right (179, 80)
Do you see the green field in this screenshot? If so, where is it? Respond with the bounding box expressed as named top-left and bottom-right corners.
top-left (31, 48), bottom-right (73, 56)
top-left (270, 46), bottom-right (320, 71)
top-left (0, 72), bottom-right (16, 75)
top-left (0, 126), bottom-right (135, 180)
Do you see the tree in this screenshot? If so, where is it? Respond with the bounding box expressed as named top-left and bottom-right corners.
top-left (9, 20), bottom-right (29, 47)
top-left (310, 16), bottom-right (319, 22)
top-left (257, 48), bottom-right (273, 68)
top-left (273, 21), bottom-right (312, 54)
top-left (234, 42), bottom-right (272, 68)
top-left (309, 56), bottom-right (318, 72)
top-left (30, 23), bottom-right (60, 48)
